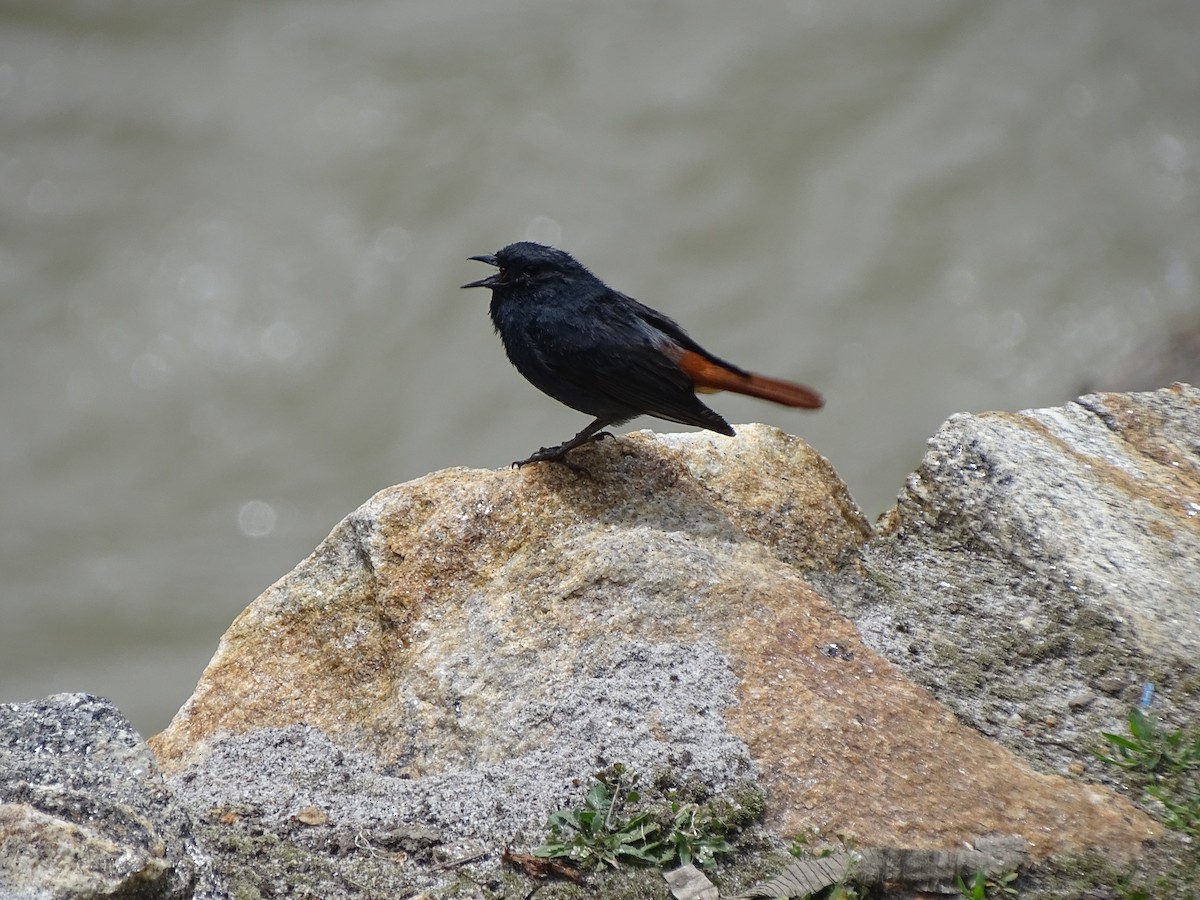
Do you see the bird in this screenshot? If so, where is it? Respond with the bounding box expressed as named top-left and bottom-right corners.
top-left (462, 241), bottom-right (822, 469)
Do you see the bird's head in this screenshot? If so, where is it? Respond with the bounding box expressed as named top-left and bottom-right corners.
top-left (461, 242), bottom-right (595, 294)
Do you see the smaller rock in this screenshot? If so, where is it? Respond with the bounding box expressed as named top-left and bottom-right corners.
top-left (293, 806), bottom-right (329, 827)
top-left (664, 863), bottom-right (719, 900)
top-left (0, 694), bottom-right (202, 900)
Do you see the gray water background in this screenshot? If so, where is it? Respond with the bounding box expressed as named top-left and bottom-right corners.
top-left (2, 1), bottom-right (1197, 736)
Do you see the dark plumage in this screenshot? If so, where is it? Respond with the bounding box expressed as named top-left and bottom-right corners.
top-left (463, 242), bottom-right (821, 468)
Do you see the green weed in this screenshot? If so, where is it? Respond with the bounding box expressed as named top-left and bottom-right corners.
top-left (533, 763), bottom-right (736, 871)
top-left (1096, 707), bottom-right (1200, 838)
top-left (955, 868), bottom-right (1018, 899)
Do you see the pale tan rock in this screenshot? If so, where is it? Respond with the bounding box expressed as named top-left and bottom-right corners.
top-left (834, 384), bottom-right (1200, 779)
top-left (151, 424), bottom-right (1156, 864)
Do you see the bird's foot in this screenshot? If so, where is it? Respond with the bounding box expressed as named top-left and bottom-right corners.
top-left (512, 445), bottom-right (564, 467)
top-left (512, 420), bottom-right (615, 474)
top-left (512, 445), bottom-right (591, 476)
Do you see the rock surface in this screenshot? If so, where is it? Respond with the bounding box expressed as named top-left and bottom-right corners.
top-left (8, 387), bottom-right (1197, 898)
top-left (819, 383), bottom-right (1200, 778)
top-left (148, 421), bottom-right (1167, 897)
top-left (0, 694), bottom-right (201, 900)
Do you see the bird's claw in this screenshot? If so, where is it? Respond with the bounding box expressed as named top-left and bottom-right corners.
top-left (511, 421), bottom-right (615, 474)
top-left (512, 445), bottom-right (592, 476)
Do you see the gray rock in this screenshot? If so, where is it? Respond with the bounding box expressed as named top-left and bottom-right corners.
top-left (7, 386), bottom-right (1197, 898)
top-left (818, 383), bottom-right (1200, 778)
top-left (146, 423), bottom-right (1163, 898)
top-left (0, 693), bottom-right (206, 900)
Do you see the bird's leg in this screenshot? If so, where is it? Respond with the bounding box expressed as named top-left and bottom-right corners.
top-left (514, 417), bottom-right (613, 470)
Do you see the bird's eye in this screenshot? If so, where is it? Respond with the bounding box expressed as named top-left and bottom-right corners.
top-left (523, 264), bottom-right (538, 276)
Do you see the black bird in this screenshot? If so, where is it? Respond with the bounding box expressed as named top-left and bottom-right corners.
top-left (462, 242), bottom-right (822, 468)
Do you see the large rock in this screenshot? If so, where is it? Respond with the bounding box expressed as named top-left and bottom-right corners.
top-left (147, 421), bottom-right (1167, 896)
top-left (821, 383), bottom-right (1200, 777)
top-left (0, 694), bottom-right (201, 900)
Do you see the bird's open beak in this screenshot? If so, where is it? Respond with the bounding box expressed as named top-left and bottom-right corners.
top-left (461, 255), bottom-right (499, 289)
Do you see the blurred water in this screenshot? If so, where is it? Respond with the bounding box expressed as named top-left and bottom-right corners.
top-left (1, 0), bottom-right (1197, 735)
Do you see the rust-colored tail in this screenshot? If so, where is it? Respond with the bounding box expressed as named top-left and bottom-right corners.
top-left (677, 349), bottom-right (823, 409)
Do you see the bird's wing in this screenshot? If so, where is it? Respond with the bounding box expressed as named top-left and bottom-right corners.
top-left (618, 292), bottom-right (752, 378)
top-left (532, 300), bottom-right (734, 433)
top-left (595, 351), bottom-right (733, 433)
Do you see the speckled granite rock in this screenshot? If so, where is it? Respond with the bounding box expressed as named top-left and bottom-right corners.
top-left (148, 423), bottom-right (1159, 900)
top-left (818, 383), bottom-right (1200, 780)
top-left (0, 694), bottom-right (204, 900)
top-left (11, 388), bottom-right (1195, 899)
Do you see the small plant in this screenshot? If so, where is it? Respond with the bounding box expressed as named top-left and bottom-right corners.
top-left (955, 871), bottom-right (987, 900)
top-left (533, 763), bottom-right (737, 871)
top-left (659, 800), bottom-right (733, 868)
top-left (990, 870), bottom-right (1019, 896)
top-left (534, 764), bottom-right (662, 868)
top-left (1095, 707), bottom-right (1200, 839)
top-left (1095, 707), bottom-right (1200, 774)
top-left (787, 832), bottom-right (811, 858)
top-left (955, 869), bottom-right (1018, 899)
top-left (1145, 780), bottom-right (1200, 838)
top-left (786, 831), bottom-right (843, 862)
